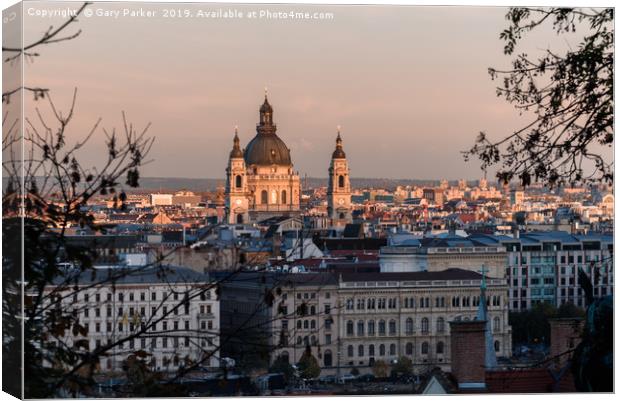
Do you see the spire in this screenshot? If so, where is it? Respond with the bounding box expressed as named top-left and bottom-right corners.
top-left (332, 126), bottom-right (346, 159)
top-left (230, 126), bottom-right (243, 158)
top-left (259, 90), bottom-right (274, 128)
top-left (476, 264), bottom-right (498, 369)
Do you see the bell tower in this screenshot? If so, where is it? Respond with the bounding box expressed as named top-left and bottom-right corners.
top-left (226, 127), bottom-right (249, 224)
top-left (327, 127), bottom-right (352, 226)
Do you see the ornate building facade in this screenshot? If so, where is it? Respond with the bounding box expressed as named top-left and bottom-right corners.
top-left (226, 95), bottom-right (301, 224)
top-left (327, 129), bottom-right (352, 226)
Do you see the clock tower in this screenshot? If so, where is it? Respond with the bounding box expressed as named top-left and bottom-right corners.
top-left (226, 127), bottom-right (249, 224)
top-left (327, 127), bottom-right (352, 226)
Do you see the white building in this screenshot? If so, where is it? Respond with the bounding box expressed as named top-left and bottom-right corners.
top-left (150, 193), bottom-right (173, 206)
top-left (44, 265), bottom-right (220, 373)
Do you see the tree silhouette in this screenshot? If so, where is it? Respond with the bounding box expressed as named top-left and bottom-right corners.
top-left (464, 8), bottom-right (613, 187)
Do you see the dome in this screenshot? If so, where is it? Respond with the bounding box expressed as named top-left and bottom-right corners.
top-left (244, 133), bottom-right (292, 166)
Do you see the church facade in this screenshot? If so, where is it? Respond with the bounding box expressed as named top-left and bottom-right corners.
top-left (226, 94), bottom-right (352, 226)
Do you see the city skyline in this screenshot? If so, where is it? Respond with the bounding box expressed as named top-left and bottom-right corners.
top-left (15, 2), bottom-right (610, 181)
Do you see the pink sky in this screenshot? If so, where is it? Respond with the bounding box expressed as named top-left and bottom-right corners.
top-left (11, 2), bottom-right (609, 180)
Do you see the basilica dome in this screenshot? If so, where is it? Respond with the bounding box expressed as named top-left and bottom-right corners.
top-left (244, 133), bottom-right (292, 166)
top-left (243, 95), bottom-right (292, 166)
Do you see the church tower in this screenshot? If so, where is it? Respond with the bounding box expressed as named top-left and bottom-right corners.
top-left (225, 127), bottom-right (249, 224)
top-left (327, 127), bottom-right (352, 226)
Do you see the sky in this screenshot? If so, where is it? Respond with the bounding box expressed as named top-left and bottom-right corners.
top-left (7, 1), bottom-right (606, 180)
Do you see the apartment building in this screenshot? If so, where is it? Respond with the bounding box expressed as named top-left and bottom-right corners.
top-left (44, 265), bottom-right (220, 373)
top-left (221, 269), bottom-right (511, 375)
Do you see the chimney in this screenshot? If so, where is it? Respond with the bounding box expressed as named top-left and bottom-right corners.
top-left (549, 318), bottom-right (584, 368)
top-left (450, 320), bottom-right (487, 390)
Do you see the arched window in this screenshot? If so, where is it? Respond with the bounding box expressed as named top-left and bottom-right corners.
top-left (303, 320), bottom-right (309, 329)
top-left (297, 320), bottom-right (302, 329)
top-left (324, 350), bottom-right (332, 366)
top-left (339, 212), bottom-right (345, 219)
top-left (281, 190), bottom-right (287, 204)
top-left (357, 320), bottom-right (365, 336)
top-left (421, 342), bottom-right (429, 355)
top-left (236, 214), bottom-right (244, 224)
top-left (368, 320), bottom-right (375, 336)
top-left (260, 190), bottom-right (268, 205)
top-left (310, 320), bottom-right (316, 329)
top-left (405, 318), bottom-right (414, 335)
top-left (369, 344), bottom-right (375, 356)
top-left (311, 335), bottom-right (317, 346)
top-left (421, 318), bottom-right (429, 334)
top-left (493, 317), bottom-right (501, 332)
top-left (347, 345), bottom-right (354, 357)
top-left (235, 175), bottom-right (242, 188)
top-left (389, 320), bottom-right (397, 335)
top-left (281, 351), bottom-right (289, 364)
top-left (389, 344), bottom-right (396, 355)
top-left (297, 336), bottom-right (302, 345)
top-left (379, 344), bottom-right (386, 356)
top-left (436, 317), bottom-right (445, 333)
top-left (358, 345), bottom-right (364, 357)
top-left (338, 175), bottom-right (345, 188)
top-left (310, 306), bottom-right (316, 315)
top-left (406, 342), bottom-right (413, 355)
top-left (378, 320), bottom-right (386, 335)
top-left (304, 336), bottom-right (309, 346)
top-left (436, 341), bottom-right (444, 354)
top-left (346, 320), bottom-right (354, 336)
top-left (494, 340), bottom-right (500, 353)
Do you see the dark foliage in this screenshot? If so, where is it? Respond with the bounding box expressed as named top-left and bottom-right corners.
top-left (464, 8), bottom-right (613, 187)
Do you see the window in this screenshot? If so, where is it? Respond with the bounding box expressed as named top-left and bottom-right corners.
top-left (421, 342), bottom-right (429, 355)
top-left (261, 190), bottom-right (268, 204)
top-left (421, 318), bottom-right (429, 334)
top-left (367, 298), bottom-right (375, 309)
top-left (357, 320), bottom-right (365, 336)
top-left (379, 344), bottom-right (385, 356)
top-left (368, 320), bottom-right (375, 336)
top-left (324, 304), bottom-right (331, 314)
top-left (389, 320), bottom-right (397, 335)
top-left (346, 299), bottom-right (354, 310)
top-left (325, 334), bottom-right (331, 345)
top-left (493, 317), bottom-right (501, 332)
top-left (389, 344), bottom-right (396, 355)
top-left (347, 345), bottom-right (354, 358)
top-left (347, 320), bottom-right (354, 336)
top-left (494, 340), bottom-right (500, 353)
top-left (436, 317), bottom-right (445, 333)
top-left (235, 175), bottom-right (242, 188)
top-left (338, 175), bottom-right (345, 188)
top-left (358, 345), bottom-right (364, 357)
top-left (151, 292), bottom-right (157, 301)
top-left (369, 344), bottom-right (375, 356)
top-left (405, 318), bottom-right (414, 334)
top-left (281, 190), bottom-right (287, 204)
top-left (324, 350), bottom-right (332, 367)
top-left (436, 341), bottom-right (444, 354)
top-left (406, 342), bottom-right (413, 355)
top-left (378, 320), bottom-right (386, 335)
